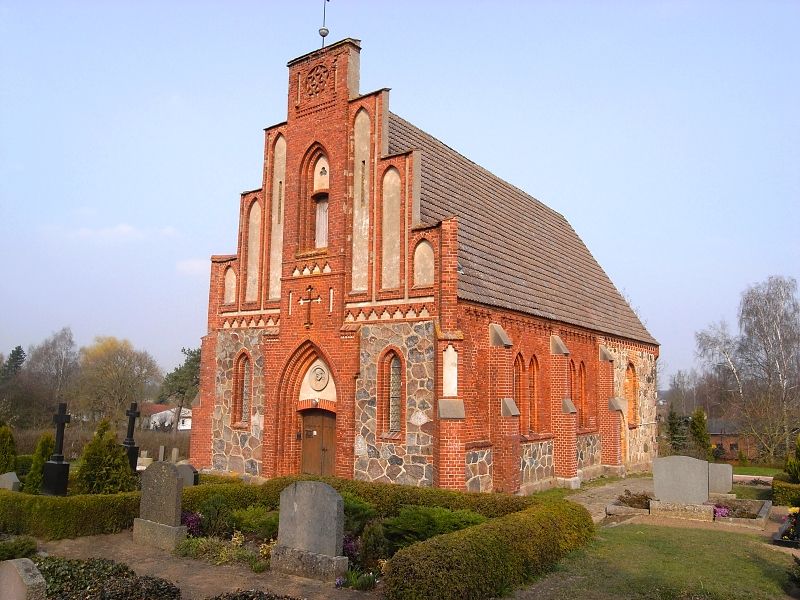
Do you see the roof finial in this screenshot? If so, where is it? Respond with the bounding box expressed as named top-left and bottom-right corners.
top-left (319, 0), bottom-right (330, 48)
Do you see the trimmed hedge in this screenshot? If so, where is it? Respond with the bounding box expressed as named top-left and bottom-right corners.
top-left (15, 454), bottom-right (34, 477)
top-left (0, 490), bottom-right (139, 539)
top-left (383, 500), bottom-right (594, 600)
top-left (772, 477), bottom-right (800, 506)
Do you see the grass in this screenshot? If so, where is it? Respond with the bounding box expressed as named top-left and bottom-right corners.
top-left (522, 524), bottom-right (794, 599)
top-left (733, 484), bottom-right (773, 501)
top-left (733, 465), bottom-right (783, 477)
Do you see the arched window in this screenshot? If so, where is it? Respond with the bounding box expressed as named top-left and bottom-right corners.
top-left (268, 135), bottom-right (286, 300)
top-left (381, 167), bottom-right (401, 289)
top-left (233, 353), bottom-right (252, 425)
top-left (413, 240), bottom-right (434, 287)
top-left (513, 353), bottom-right (525, 429)
top-left (528, 355), bottom-right (540, 432)
top-left (300, 150), bottom-right (330, 251)
top-left (223, 267), bottom-right (236, 304)
top-left (313, 156), bottom-right (329, 249)
top-left (569, 359), bottom-right (577, 422)
top-left (245, 201), bottom-right (261, 302)
top-left (380, 351), bottom-right (404, 435)
top-left (624, 363), bottom-right (638, 426)
top-left (578, 362), bottom-right (588, 429)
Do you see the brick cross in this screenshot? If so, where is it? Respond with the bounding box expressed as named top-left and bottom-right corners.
top-left (298, 285), bottom-right (321, 328)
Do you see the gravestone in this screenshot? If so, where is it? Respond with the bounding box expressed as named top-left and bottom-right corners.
top-left (708, 462), bottom-right (733, 494)
top-left (653, 455), bottom-right (709, 505)
top-left (171, 447), bottom-right (179, 463)
top-left (176, 463), bottom-right (198, 487)
top-left (42, 403), bottom-right (71, 496)
top-left (270, 481), bottom-right (348, 581)
top-left (136, 457), bottom-right (153, 471)
top-left (0, 472), bottom-right (21, 491)
top-left (0, 558), bottom-right (47, 600)
top-left (132, 462), bottom-right (186, 550)
top-left (158, 446), bottom-right (165, 462)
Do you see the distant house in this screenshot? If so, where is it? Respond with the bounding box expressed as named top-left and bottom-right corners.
top-left (708, 419), bottom-right (757, 460)
top-left (139, 403), bottom-right (192, 431)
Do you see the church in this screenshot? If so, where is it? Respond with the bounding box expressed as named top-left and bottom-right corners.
top-left (189, 39), bottom-right (659, 493)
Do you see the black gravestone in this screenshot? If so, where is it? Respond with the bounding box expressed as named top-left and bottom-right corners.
top-left (121, 402), bottom-right (140, 472)
top-left (42, 403), bottom-right (71, 496)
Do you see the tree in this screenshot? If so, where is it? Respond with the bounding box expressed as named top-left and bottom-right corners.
top-left (666, 409), bottom-right (689, 454)
top-left (697, 275), bottom-right (800, 462)
top-left (74, 337), bottom-right (162, 422)
top-left (159, 347), bottom-right (200, 435)
top-left (74, 420), bottom-right (138, 494)
top-left (689, 408), bottom-right (712, 460)
top-left (23, 431), bottom-right (55, 494)
top-left (0, 346), bottom-right (27, 427)
top-left (0, 346), bottom-right (26, 382)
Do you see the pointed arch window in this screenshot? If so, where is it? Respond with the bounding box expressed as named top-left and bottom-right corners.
top-left (513, 353), bottom-right (525, 429)
top-left (577, 362), bottom-right (588, 429)
top-left (380, 351), bottom-right (404, 437)
top-left (233, 353), bottom-right (252, 426)
top-left (624, 363), bottom-right (639, 426)
top-left (388, 356), bottom-right (402, 432)
top-left (528, 355), bottom-right (542, 432)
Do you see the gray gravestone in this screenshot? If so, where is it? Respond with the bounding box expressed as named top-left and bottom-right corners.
top-left (0, 558), bottom-right (47, 600)
top-left (176, 463), bottom-right (198, 487)
top-left (132, 462), bottom-right (186, 550)
top-left (0, 472), bottom-right (21, 492)
top-left (653, 455), bottom-right (709, 504)
top-left (171, 447), bottom-right (179, 463)
top-left (270, 481), bottom-right (348, 581)
top-left (708, 462), bottom-right (733, 494)
top-left (158, 446), bottom-right (165, 462)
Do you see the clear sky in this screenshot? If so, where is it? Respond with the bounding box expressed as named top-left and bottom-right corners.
top-left (1, 1), bottom-right (798, 384)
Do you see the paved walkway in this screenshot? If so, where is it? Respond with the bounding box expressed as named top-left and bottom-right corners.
top-left (568, 476), bottom-right (655, 523)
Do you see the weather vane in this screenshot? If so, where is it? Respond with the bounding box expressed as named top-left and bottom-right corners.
top-left (319, 0), bottom-right (330, 48)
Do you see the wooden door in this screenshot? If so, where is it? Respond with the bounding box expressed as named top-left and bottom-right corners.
top-left (301, 409), bottom-right (336, 476)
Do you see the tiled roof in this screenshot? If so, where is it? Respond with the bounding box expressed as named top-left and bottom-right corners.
top-left (387, 113), bottom-right (657, 346)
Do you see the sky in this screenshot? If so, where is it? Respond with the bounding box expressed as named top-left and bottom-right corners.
top-left (1, 1), bottom-right (798, 385)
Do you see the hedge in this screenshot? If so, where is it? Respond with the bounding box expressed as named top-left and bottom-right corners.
top-left (772, 478), bottom-right (800, 506)
top-left (0, 490), bottom-right (140, 539)
top-left (15, 454), bottom-right (34, 478)
top-left (383, 500), bottom-right (594, 600)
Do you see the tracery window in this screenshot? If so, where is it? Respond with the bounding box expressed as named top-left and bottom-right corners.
top-left (388, 355), bottom-right (402, 433)
top-left (233, 353), bottom-right (252, 425)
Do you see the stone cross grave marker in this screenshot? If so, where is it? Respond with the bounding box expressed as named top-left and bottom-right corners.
top-left (42, 402), bottom-right (71, 496)
top-left (653, 455), bottom-right (709, 504)
top-left (121, 402), bottom-right (140, 472)
top-left (132, 462), bottom-right (187, 551)
top-left (0, 558), bottom-right (47, 600)
top-left (270, 481), bottom-right (348, 581)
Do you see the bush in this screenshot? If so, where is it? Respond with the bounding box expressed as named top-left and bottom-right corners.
top-left (74, 420), bottom-right (138, 494)
top-left (199, 493), bottom-right (234, 537)
top-left (383, 505), bottom-right (487, 553)
top-left (383, 501), bottom-right (594, 600)
top-left (175, 534), bottom-right (265, 572)
top-left (15, 454), bottom-right (33, 477)
top-left (773, 477), bottom-right (800, 506)
top-left (0, 489), bottom-right (140, 539)
top-left (232, 504), bottom-right (279, 540)
top-left (33, 556), bottom-right (179, 600)
top-left (341, 491), bottom-right (377, 536)
top-left (0, 535), bottom-right (37, 560)
top-left (23, 432), bottom-right (54, 494)
top-left (360, 520), bottom-right (391, 570)
top-left (784, 433), bottom-right (800, 484)
top-left (0, 425), bottom-right (16, 473)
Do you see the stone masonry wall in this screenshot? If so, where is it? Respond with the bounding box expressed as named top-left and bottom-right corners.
top-left (354, 321), bottom-right (436, 486)
top-left (465, 448), bottom-right (493, 492)
top-left (576, 433), bottom-right (601, 471)
top-left (212, 330), bottom-right (265, 475)
top-left (520, 440), bottom-right (554, 487)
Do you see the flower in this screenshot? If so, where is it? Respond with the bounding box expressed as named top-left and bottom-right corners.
top-left (788, 507), bottom-right (799, 515)
top-left (335, 576), bottom-right (346, 589)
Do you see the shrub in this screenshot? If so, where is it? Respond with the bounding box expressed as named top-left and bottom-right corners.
top-left (789, 556), bottom-right (800, 585)
top-left (383, 501), bottom-right (594, 600)
top-left (23, 432), bottom-right (54, 494)
top-left (199, 493), bottom-right (234, 537)
top-left (232, 504), bottom-right (279, 540)
top-left (0, 425), bottom-right (16, 473)
top-left (0, 489), bottom-right (139, 539)
top-left (15, 454), bottom-right (34, 477)
top-left (360, 519), bottom-right (390, 570)
top-left (383, 505), bottom-right (487, 553)
top-left (784, 433), bottom-right (800, 484)
top-left (74, 420), bottom-right (138, 494)
top-left (341, 490), bottom-right (377, 536)
top-left (772, 477), bottom-right (800, 506)
top-left (175, 535), bottom-right (265, 572)
top-left (33, 556), bottom-right (179, 600)
top-left (0, 535), bottom-right (37, 560)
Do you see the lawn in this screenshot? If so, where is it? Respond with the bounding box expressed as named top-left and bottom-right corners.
top-left (515, 524), bottom-right (795, 600)
top-left (733, 465), bottom-right (784, 477)
top-left (733, 484), bottom-right (773, 501)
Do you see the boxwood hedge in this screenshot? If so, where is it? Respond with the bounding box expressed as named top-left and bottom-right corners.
top-left (772, 477), bottom-right (800, 506)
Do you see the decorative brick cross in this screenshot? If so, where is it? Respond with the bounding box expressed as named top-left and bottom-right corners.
top-left (299, 285), bottom-right (321, 328)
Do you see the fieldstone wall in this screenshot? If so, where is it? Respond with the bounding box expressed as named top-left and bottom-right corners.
top-left (520, 440), bottom-right (554, 486)
top-left (465, 448), bottom-right (493, 492)
top-left (608, 345), bottom-right (659, 471)
top-left (354, 321), bottom-right (435, 486)
top-left (577, 433), bottom-right (601, 472)
top-left (212, 330), bottom-right (265, 475)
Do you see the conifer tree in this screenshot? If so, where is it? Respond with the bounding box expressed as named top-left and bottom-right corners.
top-left (689, 408), bottom-right (712, 460)
top-left (23, 431), bottom-right (55, 494)
top-left (0, 425), bottom-right (17, 473)
top-left (75, 420), bottom-right (138, 494)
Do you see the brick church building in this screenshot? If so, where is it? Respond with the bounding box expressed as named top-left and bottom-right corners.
top-left (189, 39), bottom-right (659, 493)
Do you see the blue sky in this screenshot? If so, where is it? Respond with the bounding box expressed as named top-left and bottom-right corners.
top-left (1, 1), bottom-right (798, 385)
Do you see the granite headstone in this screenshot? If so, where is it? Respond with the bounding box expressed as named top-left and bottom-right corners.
top-left (176, 463), bottom-right (199, 487)
top-left (708, 462), bottom-right (733, 494)
top-left (653, 455), bottom-right (709, 504)
top-left (0, 558), bottom-right (47, 600)
top-left (132, 462), bottom-right (186, 550)
top-left (0, 472), bottom-right (21, 492)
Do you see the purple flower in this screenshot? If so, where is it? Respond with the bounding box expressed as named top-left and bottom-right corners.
top-left (713, 505), bottom-right (730, 519)
top-left (335, 577), bottom-right (346, 589)
top-left (181, 511), bottom-right (203, 537)
top-left (342, 534), bottom-right (361, 563)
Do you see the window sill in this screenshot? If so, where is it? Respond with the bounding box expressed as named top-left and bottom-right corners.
top-left (576, 427), bottom-right (599, 436)
top-left (232, 422), bottom-right (250, 430)
top-left (296, 249), bottom-right (328, 260)
top-left (379, 432), bottom-right (402, 441)
top-left (520, 432), bottom-right (554, 442)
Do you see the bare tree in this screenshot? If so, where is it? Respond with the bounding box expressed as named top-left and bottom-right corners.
top-left (24, 327), bottom-right (80, 426)
top-left (696, 276), bottom-right (800, 462)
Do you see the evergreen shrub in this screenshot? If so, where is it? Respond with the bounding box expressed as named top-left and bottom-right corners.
top-left (772, 477), bottom-right (800, 506)
top-left (15, 454), bottom-right (34, 478)
top-left (199, 493), bottom-right (234, 537)
top-left (231, 505), bottom-right (279, 540)
top-left (341, 491), bottom-right (377, 536)
top-left (74, 420), bottom-right (138, 494)
top-left (383, 501), bottom-right (594, 600)
top-left (383, 505), bottom-right (487, 553)
top-left (0, 535), bottom-right (37, 560)
top-left (23, 432), bottom-right (54, 494)
top-left (0, 425), bottom-right (17, 473)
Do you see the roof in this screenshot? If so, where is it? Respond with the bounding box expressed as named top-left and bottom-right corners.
top-left (387, 113), bottom-right (657, 346)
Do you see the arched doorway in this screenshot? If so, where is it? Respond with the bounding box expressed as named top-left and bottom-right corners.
top-left (301, 408), bottom-right (336, 475)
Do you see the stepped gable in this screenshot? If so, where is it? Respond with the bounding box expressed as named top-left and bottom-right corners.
top-left (387, 112), bottom-right (657, 346)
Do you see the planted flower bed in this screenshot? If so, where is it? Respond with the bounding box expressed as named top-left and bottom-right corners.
top-left (773, 506), bottom-right (799, 549)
